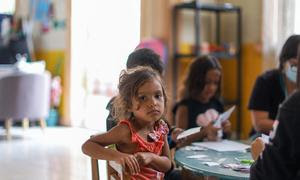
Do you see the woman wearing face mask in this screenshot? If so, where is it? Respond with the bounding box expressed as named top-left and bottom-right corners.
top-left (248, 35), bottom-right (300, 137)
top-left (249, 45), bottom-right (300, 180)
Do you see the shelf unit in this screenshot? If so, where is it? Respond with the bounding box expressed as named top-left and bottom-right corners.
top-left (172, 1), bottom-right (242, 138)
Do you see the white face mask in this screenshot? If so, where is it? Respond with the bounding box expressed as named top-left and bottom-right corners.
top-left (285, 65), bottom-right (298, 83)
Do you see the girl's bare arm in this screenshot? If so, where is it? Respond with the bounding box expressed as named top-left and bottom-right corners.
top-left (135, 136), bottom-right (172, 172)
top-left (82, 124), bottom-right (131, 161)
top-left (82, 124), bottom-right (141, 174)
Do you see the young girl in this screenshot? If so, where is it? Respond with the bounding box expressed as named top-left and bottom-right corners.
top-left (173, 55), bottom-right (231, 146)
top-left (82, 66), bottom-right (171, 179)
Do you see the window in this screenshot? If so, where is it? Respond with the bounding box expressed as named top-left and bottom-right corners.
top-left (0, 0), bottom-right (15, 14)
top-left (71, 1), bottom-right (140, 130)
top-left (294, 1), bottom-right (300, 33)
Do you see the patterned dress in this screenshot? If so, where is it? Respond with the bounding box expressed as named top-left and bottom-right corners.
top-left (119, 119), bottom-right (169, 180)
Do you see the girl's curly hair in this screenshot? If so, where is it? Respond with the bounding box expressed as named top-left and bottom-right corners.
top-left (111, 66), bottom-right (167, 121)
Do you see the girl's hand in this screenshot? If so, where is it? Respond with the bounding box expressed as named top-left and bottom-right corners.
top-left (134, 152), bottom-right (153, 166)
top-left (205, 109), bottom-right (219, 122)
top-left (196, 109), bottom-right (219, 127)
top-left (251, 137), bottom-right (265, 161)
top-left (204, 123), bottom-right (221, 141)
top-left (222, 120), bottom-right (231, 134)
top-left (117, 154), bottom-right (140, 175)
top-left (196, 113), bottom-right (210, 127)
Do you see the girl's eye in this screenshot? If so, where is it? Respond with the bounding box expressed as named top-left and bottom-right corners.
top-left (206, 81), bottom-right (219, 85)
top-left (138, 96), bottom-right (146, 101)
top-left (155, 94), bottom-right (162, 99)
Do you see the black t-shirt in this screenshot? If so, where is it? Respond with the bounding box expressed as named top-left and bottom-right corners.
top-left (106, 97), bottom-right (117, 131)
top-left (173, 98), bottom-right (224, 129)
top-left (248, 69), bottom-right (286, 135)
top-left (250, 91), bottom-right (300, 180)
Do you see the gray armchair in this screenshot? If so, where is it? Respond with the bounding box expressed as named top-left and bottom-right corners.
top-left (0, 71), bottom-right (51, 139)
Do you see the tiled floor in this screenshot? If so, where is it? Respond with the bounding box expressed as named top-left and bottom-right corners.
top-left (0, 127), bottom-right (107, 180)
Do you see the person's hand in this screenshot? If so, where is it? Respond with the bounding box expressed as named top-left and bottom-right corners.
top-left (134, 152), bottom-right (153, 166)
top-left (205, 109), bottom-right (219, 122)
top-left (196, 109), bottom-right (219, 127)
top-left (175, 130), bottom-right (203, 148)
top-left (171, 128), bottom-right (184, 143)
top-left (251, 137), bottom-right (265, 161)
top-left (204, 123), bottom-right (221, 141)
top-left (222, 120), bottom-right (231, 134)
top-left (117, 154), bottom-right (140, 175)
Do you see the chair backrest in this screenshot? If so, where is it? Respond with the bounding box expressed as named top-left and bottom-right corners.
top-left (90, 158), bottom-right (128, 180)
top-left (89, 135), bottom-right (128, 180)
top-left (0, 71), bottom-right (51, 119)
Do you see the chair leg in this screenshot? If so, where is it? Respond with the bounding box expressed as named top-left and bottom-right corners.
top-left (5, 118), bottom-right (12, 140)
top-left (39, 118), bottom-right (47, 130)
top-left (22, 118), bottom-right (29, 131)
top-left (91, 158), bottom-right (100, 180)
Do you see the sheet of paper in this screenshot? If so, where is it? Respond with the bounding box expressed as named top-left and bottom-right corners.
top-left (214, 105), bottom-right (236, 127)
top-left (177, 127), bottom-right (201, 140)
top-left (203, 162), bottom-right (220, 166)
top-left (261, 134), bottom-right (270, 144)
top-left (184, 146), bottom-right (206, 151)
top-left (217, 158), bottom-right (227, 163)
top-left (193, 140), bottom-right (250, 152)
top-left (186, 154), bottom-right (208, 159)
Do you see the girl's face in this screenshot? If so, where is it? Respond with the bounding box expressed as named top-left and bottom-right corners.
top-left (130, 78), bottom-right (165, 123)
top-left (199, 69), bottom-right (221, 103)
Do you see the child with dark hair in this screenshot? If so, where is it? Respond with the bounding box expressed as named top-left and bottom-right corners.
top-left (126, 48), bottom-right (164, 75)
top-left (82, 66), bottom-right (171, 179)
top-left (105, 48), bottom-right (182, 180)
top-left (106, 48), bottom-right (164, 130)
top-left (173, 55), bottom-right (231, 147)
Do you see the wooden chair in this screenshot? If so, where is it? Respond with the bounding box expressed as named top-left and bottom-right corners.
top-left (89, 135), bottom-right (129, 180)
top-left (91, 158), bottom-right (100, 180)
top-left (90, 155), bottom-right (129, 180)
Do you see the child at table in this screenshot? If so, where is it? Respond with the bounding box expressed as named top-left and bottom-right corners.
top-left (173, 55), bottom-right (231, 147)
top-left (82, 66), bottom-right (172, 179)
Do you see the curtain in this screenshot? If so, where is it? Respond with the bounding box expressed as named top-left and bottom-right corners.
top-left (262, 0), bottom-right (296, 69)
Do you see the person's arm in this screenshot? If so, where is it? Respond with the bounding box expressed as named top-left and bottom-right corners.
top-left (251, 137), bottom-right (265, 161)
top-left (248, 74), bottom-right (277, 134)
top-left (175, 105), bottom-right (188, 129)
top-left (82, 124), bottom-right (128, 160)
top-left (174, 105), bottom-right (207, 146)
top-left (82, 124), bottom-right (140, 174)
top-left (251, 110), bottom-right (274, 134)
top-left (221, 120), bottom-right (232, 139)
top-left (134, 136), bottom-right (172, 172)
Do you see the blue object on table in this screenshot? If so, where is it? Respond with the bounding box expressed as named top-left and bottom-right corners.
top-left (175, 145), bottom-right (252, 180)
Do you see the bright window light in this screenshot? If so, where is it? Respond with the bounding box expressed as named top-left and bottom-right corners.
top-left (71, 0), bottom-right (140, 134)
top-left (0, 0), bottom-right (15, 14)
top-left (295, 1), bottom-right (300, 33)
